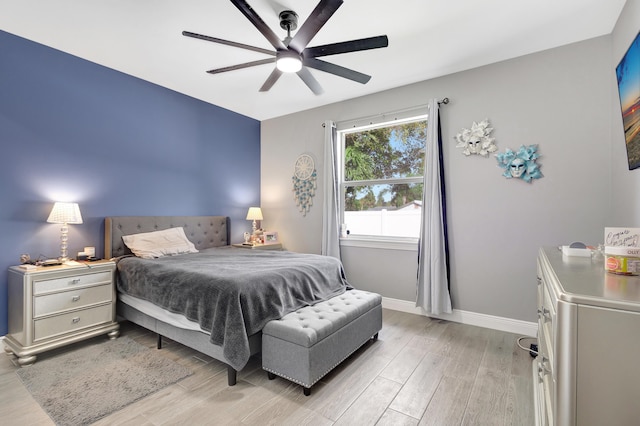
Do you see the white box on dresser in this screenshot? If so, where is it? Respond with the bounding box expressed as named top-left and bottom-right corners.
top-left (4, 260), bottom-right (119, 366)
top-left (536, 247), bottom-right (640, 426)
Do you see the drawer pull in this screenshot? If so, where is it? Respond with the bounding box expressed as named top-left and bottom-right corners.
top-left (537, 364), bottom-right (550, 381)
top-left (71, 317), bottom-right (80, 324)
top-left (70, 278), bottom-right (81, 285)
top-left (537, 308), bottom-right (551, 322)
top-left (538, 356), bottom-right (551, 378)
top-left (72, 295), bottom-right (80, 302)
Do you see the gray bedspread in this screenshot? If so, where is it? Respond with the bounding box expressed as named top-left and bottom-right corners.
top-left (115, 247), bottom-right (351, 370)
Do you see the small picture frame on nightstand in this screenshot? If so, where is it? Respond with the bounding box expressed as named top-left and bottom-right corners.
top-left (263, 231), bottom-right (279, 245)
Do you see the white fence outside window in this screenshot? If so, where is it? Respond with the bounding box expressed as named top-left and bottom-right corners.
top-left (344, 208), bottom-right (422, 238)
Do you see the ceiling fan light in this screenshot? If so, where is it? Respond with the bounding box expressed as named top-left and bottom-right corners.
top-left (276, 53), bottom-right (302, 73)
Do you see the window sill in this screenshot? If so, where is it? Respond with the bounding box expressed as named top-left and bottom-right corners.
top-left (339, 236), bottom-right (419, 251)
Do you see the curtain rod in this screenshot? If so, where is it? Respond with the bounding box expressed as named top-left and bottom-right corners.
top-left (322, 97), bottom-right (449, 127)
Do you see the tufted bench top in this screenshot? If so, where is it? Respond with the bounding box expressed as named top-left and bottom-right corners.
top-left (262, 289), bottom-right (382, 348)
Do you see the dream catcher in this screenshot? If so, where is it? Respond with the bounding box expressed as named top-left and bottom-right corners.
top-left (292, 154), bottom-right (317, 216)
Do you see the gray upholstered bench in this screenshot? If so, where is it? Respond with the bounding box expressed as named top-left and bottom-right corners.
top-left (261, 289), bottom-right (382, 395)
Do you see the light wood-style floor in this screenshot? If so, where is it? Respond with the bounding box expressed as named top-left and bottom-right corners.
top-left (0, 309), bottom-right (534, 425)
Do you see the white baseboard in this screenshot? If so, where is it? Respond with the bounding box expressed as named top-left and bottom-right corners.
top-left (382, 296), bottom-right (537, 337)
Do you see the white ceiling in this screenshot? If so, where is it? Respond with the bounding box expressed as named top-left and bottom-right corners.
top-left (0, 0), bottom-right (627, 121)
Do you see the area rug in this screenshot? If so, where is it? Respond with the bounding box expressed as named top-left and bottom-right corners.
top-left (16, 336), bottom-right (192, 426)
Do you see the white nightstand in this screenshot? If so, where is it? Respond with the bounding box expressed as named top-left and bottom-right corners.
top-left (232, 243), bottom-right (283, 250)
top-left (4, 260), bottom-right (120, 366)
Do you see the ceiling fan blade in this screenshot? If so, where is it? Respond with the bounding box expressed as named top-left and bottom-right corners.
top-left (303, 57), bottom-right (371, 84)
top-left (288, 0), bottom-right (343, 53)
top-left (305, 35), bottom-right (388, 58)
top-left (182, 31), bottom-right (275, 56)
top-left (207, 58), bottom-right (275, 74)
top-left (230, 0), bottom-right (287, 51)
top-left (297, 67), bottom-right (324, 95)
top-left (259, 68), bottom-right (283, 92)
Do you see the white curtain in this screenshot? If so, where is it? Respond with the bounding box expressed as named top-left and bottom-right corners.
top-left (321, 120), bottom-right (341, 259)
top-left (417, 99), bottom-right (452, 314)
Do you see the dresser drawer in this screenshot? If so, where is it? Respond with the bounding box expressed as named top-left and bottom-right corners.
top-left (33, 304), bottom-right (113, 341)
top-left (33, 270), bottom-right (112, 295)
top-left (541, 361), bottom-right (554, 426)
top-left (33, 284), bottom-right (113, 317)
top-left (541, 285), bottom-right (555, 368)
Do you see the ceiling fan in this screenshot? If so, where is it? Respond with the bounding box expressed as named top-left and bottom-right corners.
top-left (183, 0), bottom-right (389, 95)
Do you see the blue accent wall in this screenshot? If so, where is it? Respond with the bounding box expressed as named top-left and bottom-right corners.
top-left (0, 31), bottom-right (261, 335)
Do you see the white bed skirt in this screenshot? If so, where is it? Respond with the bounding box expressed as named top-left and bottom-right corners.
top-left (118, 293), bottom-right (209, 334)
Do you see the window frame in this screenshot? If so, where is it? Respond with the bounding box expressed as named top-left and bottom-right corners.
top-left (337, 114), bottom-right (428, 250)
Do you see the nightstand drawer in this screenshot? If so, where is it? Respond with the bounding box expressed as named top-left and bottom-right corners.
top-left (34, 304), bottom-right (113, 341)
top-left (33, 270), bottom-right (112, 295)
top-left (34, 284), bottom-right (113, 317)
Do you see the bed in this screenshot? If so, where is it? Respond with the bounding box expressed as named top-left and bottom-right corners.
top-left (104, 216), bottom-right (351, 386)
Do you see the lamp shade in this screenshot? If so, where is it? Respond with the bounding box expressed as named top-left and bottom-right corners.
top-left (47, 202), bottom-right (83, 224)
top-left (246, 207), bottom-right (263, 221)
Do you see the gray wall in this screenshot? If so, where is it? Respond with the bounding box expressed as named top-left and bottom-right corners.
top-left (261, 35), bottom-right (613, 323)
top-left (611, 0), bottom-right (640, 226)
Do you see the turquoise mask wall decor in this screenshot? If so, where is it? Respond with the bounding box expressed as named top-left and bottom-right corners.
top-left (496, 145), bottom-right (543, 182)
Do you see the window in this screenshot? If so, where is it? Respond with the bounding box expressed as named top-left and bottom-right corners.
top-left (338, 115), bottom-right (427, 241)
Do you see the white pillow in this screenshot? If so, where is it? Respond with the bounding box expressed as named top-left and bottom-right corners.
top-left (122, 227), bottom-right (198, 259)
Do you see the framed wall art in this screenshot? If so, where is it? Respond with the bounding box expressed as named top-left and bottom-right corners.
top-left (616, 30), bottom-right (640, 170)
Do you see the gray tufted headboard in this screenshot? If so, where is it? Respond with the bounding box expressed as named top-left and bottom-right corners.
top-left (104, 216), bottom-right (230, 259)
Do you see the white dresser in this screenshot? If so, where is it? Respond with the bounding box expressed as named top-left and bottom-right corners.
top-left (4, 261), bottom-right (119, 366)
top-left (535, 247), bottom-right (640, 426)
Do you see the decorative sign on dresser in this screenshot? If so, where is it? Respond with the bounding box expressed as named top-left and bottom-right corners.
top-left (535, 247), bottom-right (640, 426)
top-left (5, 260), bottom-right (119, 366)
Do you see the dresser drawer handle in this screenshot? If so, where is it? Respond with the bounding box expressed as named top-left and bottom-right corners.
top-left (538, 356), bottom-right (551, 378)
top-left (537, 363), bottom-right (550, 381)
top-left (71, 317), bottom-right (80, 324)
top-left (70, 278), bottom-right (81, 285)
top-left (72, 295), bottom-right (80, 302)
top-left (537, 308), bottom-right (551, 322)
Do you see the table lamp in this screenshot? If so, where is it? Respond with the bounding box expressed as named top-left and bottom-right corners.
top-left (47, 202), bottom-right (83, 262)
top-left (246, 207), bottom-right (263, 233)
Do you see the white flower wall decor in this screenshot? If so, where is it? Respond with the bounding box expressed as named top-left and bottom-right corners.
top-left (455, 119), bottom-right (497, 157)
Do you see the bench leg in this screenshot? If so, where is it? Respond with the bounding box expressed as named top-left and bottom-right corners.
top-left (157, 334), bottom-right (162, 349)
top-left (227, 366), bottom-right (237, 386)
top-left (372, 332), bottom-right (379, 341)
top-left (265, 373), bottom-right (310, 395)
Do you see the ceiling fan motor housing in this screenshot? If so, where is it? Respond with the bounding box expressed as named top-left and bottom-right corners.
top-left (277, 10), bottom-right (302, 72)
top-left (279, 10), bottom-right (298, 32)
